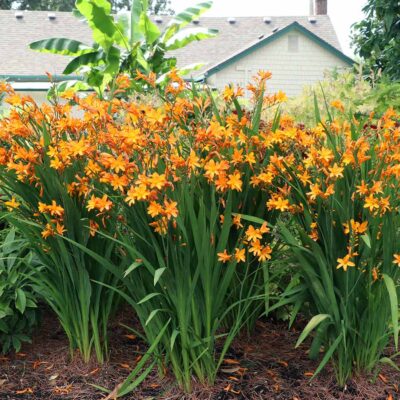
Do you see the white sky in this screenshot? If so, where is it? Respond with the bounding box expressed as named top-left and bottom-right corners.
top-left (170, 0), bottom-right (367, 56)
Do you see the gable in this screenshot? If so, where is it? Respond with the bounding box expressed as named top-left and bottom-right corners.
top-left (203, 22), bottom-right (353, 79)
top-left (205, 27), bottom-right (352, 96)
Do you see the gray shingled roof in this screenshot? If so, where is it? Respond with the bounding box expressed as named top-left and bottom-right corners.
top-left (0, 10), bottom-right (342, 78)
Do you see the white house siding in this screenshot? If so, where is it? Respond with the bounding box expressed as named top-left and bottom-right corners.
top-left (206, 30), bottom-right (350, 96)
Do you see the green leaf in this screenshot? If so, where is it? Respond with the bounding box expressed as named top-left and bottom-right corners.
top-left (361, 234), bottom-right (371, 248)
top-left (145, 309), bottom-right (161, 326)
top-left (161, 1), bottom-right (213, 43)
top-left (130, 0), bottom-right (144, 43)
top-left (124, 261), bottom-right (142, 278)
top-left (383, 274), bottom-right (399, 350)
top-left (154, 267), bottom-right (166, 286)
top-left (76, 0), bottom-right (119, 49)
top-left (138, 292), bottom-right (161, 305)
top-left (118, 319), bottom-right (170, 396)
top-left (165, 27), bottom-right (218, 50)
top-left (313, 92), bottom-right (321, 124)
top-left (380, 356), bottom-right (400, 372)
top-left (63, 51), bottom-right (105, 75)
top-left (170, 329), bottom-right (180, 350)
top-left (29, 38), bottom-right (93, 56)
top-left (139, 14), bottom-right (161, 45)
top-left (296, 314), bottom-right (331, 348)
top-left (15, 289), bottom-right (26, 314)
top-left (312, 333), bottom-right (343, 379)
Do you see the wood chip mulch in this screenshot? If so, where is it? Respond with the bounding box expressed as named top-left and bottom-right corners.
top-left (0, 309), bottom-right (399, 400)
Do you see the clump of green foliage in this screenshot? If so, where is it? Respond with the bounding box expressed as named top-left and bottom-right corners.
top-left (269, 70), bottom-right (400, 126)
top-left (29, 0), bottom-right (216, 95)
top-left (0, 227), bottom-right (40, 353)
top-left (352, 0), bottom-right (400, 81)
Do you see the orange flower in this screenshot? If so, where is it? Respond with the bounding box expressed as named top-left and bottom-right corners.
top-left (148, 173), bottom-right (167, 190)
top-left (245, 225), bottom-right (262, 241)
top-left (227, 171), bottom-right (243, 192)
top-left (125, 185), bottom-right (150, 205)
top-left (4, 197), bottom-right (20, 210)
top-left (337, 254), bottom-right (355, 272)
top-left (234, 248), bottom-right (246, 263)
top-left (38, 200), bottom-right (64, 217)
top-left (249, 239), bottom-right (262, 256)
top-left (328, 163), bottom-right (344, 179)
top-left (148, 201), bottom-right (163, 218)
top-left (232, 215), bottom-right (243, 229)
top-left (163, 199), bottom-right (178, 220)
top-left (364, 194), bottom-right (380, 213)
top-left (393, 254), bottom-right (400, 266)
top-left (258, 245), bottom-right (272, 262)
top-left (87, 195), bottom-right (112, 212)
top-left (218, 250), bottom-right (231, 263)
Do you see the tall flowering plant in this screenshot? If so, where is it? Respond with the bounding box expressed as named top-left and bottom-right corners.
top-left (69, 72), bottom-right (286, 391)
top-left (0, 74), bottom-right (287, 390)
top-left (0, 82), bottom-right (121, 363)
top-left (266, 102), bottom-right (400, 385)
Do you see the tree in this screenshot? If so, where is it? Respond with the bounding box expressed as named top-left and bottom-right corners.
top-left (0, 0), bottom-right (14, 8)
top-left (352, 0), bottom-right (400, 80)
top-left (16, 0), bottom-right (76, 11)
top-left (149, 0), bottom-right (174, 15)
top-left (1, 0), bottom-right (173, 13)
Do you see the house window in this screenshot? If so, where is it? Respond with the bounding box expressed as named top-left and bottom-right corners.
top-left (288, 34), bottom-right (299, 52)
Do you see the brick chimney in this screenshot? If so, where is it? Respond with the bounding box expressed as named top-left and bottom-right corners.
top-left (315, 0), bottom-right (328, 15)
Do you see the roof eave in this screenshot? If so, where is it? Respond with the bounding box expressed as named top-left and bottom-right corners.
top-left (0, 74), bottom-right (82, 83)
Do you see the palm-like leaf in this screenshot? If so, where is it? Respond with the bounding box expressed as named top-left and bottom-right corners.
top-left (165, 27), bottom-right (218, 50)
top-left (29, 38), bottom-right (94, 56)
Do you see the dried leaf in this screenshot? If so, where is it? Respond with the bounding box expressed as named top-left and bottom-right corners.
top-left (49, 374), bottom-right (59, 381)
top-left (32, 360), bottom-right (48, 369)
top-left (124, 334), bottom-right (137, 340)
top-left (119, 363), bottom-right (130, 369)
top-left (89, 368), bottom-right (100, 375)
top-left (53, 384), bottom-right (73, 395)
top-left (103, 383), bottom-right (123, 400)
top-left (16, 388), bottom-right (33, 394)
top-left (224, 384), bottom-right (232, 392)
top-left (379, 373), bottom-right (388, 384)
top-left (221, 366), bottom-right (241, 373)
top-left (223, 358), bottom-right (240, 365)
top-left (278, 360), bottom-right (288, 367)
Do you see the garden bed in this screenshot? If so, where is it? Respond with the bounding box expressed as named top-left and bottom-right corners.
top-left (1, 308), bottom-right (399, 400)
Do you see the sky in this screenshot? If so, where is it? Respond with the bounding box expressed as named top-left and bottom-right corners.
top-left (169, 0), bottom-right (367, 56)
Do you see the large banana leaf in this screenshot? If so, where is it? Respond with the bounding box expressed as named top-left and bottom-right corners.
top-left (161, 1), bottom-right (213, 44)
top-left (63, 50), bottom-right (106, 75)
top-left (29, 38), bottom-right (93, 56)
top-left (139, 13), bottom-right (161, 45)
top-left (76, 0), bottom-right (125, 49)
top-left (165, 27), bottom-right (218, 50)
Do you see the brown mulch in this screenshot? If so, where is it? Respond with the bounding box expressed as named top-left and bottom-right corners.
top-left (0, 309), bottom-right (399, 400)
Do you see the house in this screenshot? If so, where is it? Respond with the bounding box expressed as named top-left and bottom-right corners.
top-left (0, 0), bottom-right (352, 100)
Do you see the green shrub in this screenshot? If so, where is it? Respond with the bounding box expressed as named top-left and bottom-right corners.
top-left (270, 70), bottom-right (400, 126)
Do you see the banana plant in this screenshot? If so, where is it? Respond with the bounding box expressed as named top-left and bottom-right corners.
top-left (29, 0), bottom-right (217, 95)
